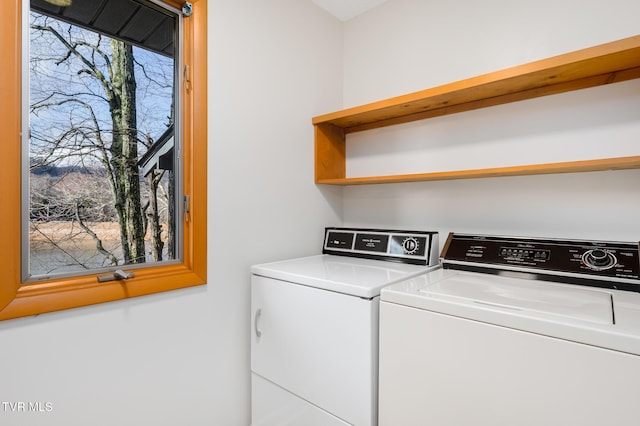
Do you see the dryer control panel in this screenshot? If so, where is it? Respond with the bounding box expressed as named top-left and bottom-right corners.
top-left (323, 227), bottom-right (439, 266)
top-left (441, 233), bottom-right (640, 292)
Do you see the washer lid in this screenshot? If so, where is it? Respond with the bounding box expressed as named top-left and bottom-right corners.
top-left (251, 254), bottom-right (438, 298)
top-left (419, 272), bottom-right (614, 324)
top-left (382, 269), bottom-right (640, 355)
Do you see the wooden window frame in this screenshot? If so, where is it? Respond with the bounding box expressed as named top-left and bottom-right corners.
top-left (0, 0), bottom-right (207, 321)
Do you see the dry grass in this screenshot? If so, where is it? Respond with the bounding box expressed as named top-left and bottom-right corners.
top-left (30, 221), bottom-right (122, 243)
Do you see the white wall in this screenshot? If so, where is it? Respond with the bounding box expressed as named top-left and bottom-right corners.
top-left (0, 1), bottom-right (343, 425)
top-left (341, 0), bottom-right (640, 247)
top-left (3, 1), bottom-right (639, 425)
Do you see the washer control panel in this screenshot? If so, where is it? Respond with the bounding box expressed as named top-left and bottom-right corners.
top-left (442, 233), bottom-right (640, 292)
top-left (323, 227), bottom-right (439, 266)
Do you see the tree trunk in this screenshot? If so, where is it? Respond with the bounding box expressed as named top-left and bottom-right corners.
top-left (110, 40), bottom-right (146, 264)
top-left (167, 170), bottom-right (175, 259)
top-left (147, 171), bottom-right (164, 261)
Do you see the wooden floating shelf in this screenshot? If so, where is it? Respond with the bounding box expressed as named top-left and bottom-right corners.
top-left (316, 156), bottom-right (640, 185)
top-left (312, 35), bottom-right (640, 185)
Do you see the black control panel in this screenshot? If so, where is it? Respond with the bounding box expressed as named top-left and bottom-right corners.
top-left (441, 233), bottom-right (640, 292)
top-left (323, 227), bottom-right (438, 266)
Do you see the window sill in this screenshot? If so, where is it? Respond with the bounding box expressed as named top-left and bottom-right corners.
top-left (0, 264), bottom-right (206, 321)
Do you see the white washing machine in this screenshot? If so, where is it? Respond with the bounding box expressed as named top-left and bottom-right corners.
top-left (379, 233), bottom-right (640, 426)
top-left (250, 227), bottom-right (440, 426)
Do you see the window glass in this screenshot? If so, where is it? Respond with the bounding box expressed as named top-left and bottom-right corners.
top-left (26, 0), bottom-right (180, 281)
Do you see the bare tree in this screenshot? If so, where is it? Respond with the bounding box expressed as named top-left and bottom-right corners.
top-left (108, 39), bottom-right (145, 264)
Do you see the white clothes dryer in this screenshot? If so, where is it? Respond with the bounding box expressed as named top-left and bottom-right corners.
top-left (251, 227), bottom-right (439, 426)
top-left (378, 233), bottom-right (640, 426)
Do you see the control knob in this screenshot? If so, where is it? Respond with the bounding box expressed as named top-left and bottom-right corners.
top-left (582, 249), bottom-right (617, 271)
top-left (402, 237), bottom-right (419, 255)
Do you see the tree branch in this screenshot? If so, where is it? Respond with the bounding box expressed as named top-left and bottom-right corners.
top-left (74, 202), bottom-right (119, 266)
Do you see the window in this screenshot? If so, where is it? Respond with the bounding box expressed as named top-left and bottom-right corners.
top-left (0, 0), bottom-right (207, 320)
top-left (28, 0), bottom-right (178, 279)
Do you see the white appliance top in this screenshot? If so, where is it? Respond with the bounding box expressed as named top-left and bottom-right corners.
top-left (382, 268), bottom-right (640, 356)
top-left (252, 254), bottom-right (439, 299)
top-left (382, 233), bottom-right (640, 355)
